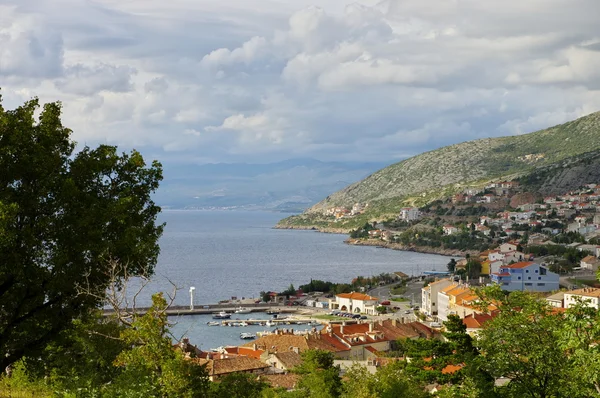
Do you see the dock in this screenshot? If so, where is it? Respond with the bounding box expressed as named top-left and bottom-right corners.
top-left (219, 319), bottom-right (320, 326)
top-left (102, 303), bottom-right (298, 317)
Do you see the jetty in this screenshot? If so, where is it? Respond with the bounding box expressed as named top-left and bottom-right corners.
top-left (102, 303), bottom-right (298, 317)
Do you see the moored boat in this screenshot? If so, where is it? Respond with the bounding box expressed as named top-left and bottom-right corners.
top-left (240, 332), bottom-right (256, 339)
top-left (212, 311), bottom-right (231, 319)
top-left (206, 321), bottom-right (220, 326)
top-left (234, 307), bottom-right (251, 314)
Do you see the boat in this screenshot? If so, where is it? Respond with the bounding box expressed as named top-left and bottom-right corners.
top-left (212, 311), bottom-right (231, 319)
top-left (240, 332), bottom-right (256, 340)
top-left (265, 320), bottom-right (275, 327)
top-left (235, 307), bottom-right (251, 314)
top-left (239, 321), bottom-right (248, 327)
top-left (206, 321), bottom-right (220, 326)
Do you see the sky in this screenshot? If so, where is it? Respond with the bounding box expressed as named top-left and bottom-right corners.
top-left (1, 0), bottom-right (600, 165)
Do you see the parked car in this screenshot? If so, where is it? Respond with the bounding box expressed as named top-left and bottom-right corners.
top-left (380, 300), bottom-right (391, 306)
top-left (360, 315), bottom-right (368, 319)
top-left (404, 310), bottom-right (411, 314)
top-left (430, 322), bottom-right (442, 328)
top-left (352, 314), bottom-right (361, 319)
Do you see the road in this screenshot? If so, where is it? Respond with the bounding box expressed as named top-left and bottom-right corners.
top-left (368, 279), bottom-right (425, 323)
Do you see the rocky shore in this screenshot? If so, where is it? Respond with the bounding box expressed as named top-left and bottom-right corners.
top-left (273, 224), bottom-right (351, 234)
top-left (344, 238), bottom-right (478, 258)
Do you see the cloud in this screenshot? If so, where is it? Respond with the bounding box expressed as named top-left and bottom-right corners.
top-left (1, 0), bottom-right (599, 165)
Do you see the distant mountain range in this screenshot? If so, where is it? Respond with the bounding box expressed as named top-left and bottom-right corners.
top-left (153, 158), bottom-right (388, 212)
top-left (278, 110), bottom-right (600, 229)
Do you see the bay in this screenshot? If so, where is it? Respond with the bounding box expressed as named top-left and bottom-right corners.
top-left (128, 210), bottom-right (451, 350)
top-left (148, 210), bottom-right (449, 306)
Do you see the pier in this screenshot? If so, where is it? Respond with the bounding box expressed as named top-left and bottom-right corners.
top-left (102, 303), bottom-right (298, 317)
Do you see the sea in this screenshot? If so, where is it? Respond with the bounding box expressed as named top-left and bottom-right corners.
top-left (134, 210), bottom-right (449, 350)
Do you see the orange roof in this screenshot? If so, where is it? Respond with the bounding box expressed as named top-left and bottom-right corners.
top-left (336, 292), bottom-right (378, 301)
top-left (462, 313), bottom-right (494, 329)
top-left (567, 287), bottom-right (600, 298)
top-left (442, 364), bottom-right (464, 374)
top-left (505, 261), bottom-right (534, 269)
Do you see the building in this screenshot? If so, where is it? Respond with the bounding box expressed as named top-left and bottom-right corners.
top-left (421, 278), bottom-right (454, 316)
top-left (545, 291), bottom-right (566, 308)
top-left (443, 225), bottom-right (459, 235)
top-left (490, 262), bottom-right (559, 292)
top-left (194, 355), bottom-right (270, 381)
top-left (564, 288), bottom-right (600, 309)
top-left (581, 255), bottom-right (600, 271)
top-left (329, 292), bottom-right (379, 315)
top-left (399, 207), bottom-right (421, 221)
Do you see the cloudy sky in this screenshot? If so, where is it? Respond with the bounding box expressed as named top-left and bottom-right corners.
top-left (2, 0), bottom-right (600, 165)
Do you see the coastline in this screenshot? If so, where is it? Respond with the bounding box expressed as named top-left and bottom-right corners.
top-left (344, 238), bottom-right (477, 258)
top-left (274, 223), bottom-right (474, 258)
top-left (273, 224), bottom-right (351, 234)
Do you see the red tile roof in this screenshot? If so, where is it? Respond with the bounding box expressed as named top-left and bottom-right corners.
top-left (336, 292), bottom-right (378, 301)
top-left (505, 261), bottom-right (534, 269)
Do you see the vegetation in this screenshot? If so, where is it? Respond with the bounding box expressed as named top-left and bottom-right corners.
top-left (280, 110), bottom-right (600, 227)
top-left (0, 97), bottom-right (163, 370)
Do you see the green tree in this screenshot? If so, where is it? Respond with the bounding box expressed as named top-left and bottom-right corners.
top-left (294, 350), bottom-right (342, 398)
top-left (342, 362), bottom-right (427, 398)
top-left (447, 258), bottom-right (457, 273)
top-left (208, 372), bottom-right (268, 398)
top-left (110, 293), bottom-right (209, 397)
top-left (0, 97), bottom-right (164, 369)
top-left (475, 288), bottom-right (569, 398)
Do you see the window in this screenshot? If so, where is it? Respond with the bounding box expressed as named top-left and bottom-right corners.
top-left (535, 269), bottom-right (539, 273)
top-left (526, 270), bottom-right (529, 273)
top-left (503, 283), bottom-right (509, 286)
top-left (540, 268), bottom-right (547, 275)
top-left (528, 277), bottom-right (531, 280)
top-left (538, 283), bottom-right (545, 286)
top-left (517, 277), bottom-right (521, 280)
top-left (525, 283), bottom-right (532, 286)
top-left (538, 277), bottom-right (541, 280)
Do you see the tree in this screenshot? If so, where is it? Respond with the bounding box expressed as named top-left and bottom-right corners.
top-left (0, 97), bottom-right (164, 369)
top-left (208, 372), bottom-right (268, 398)
top-left (294, 350), bottom-right (342, 398)
top-left (110, 293), bottom-right (209, 397)
top-left (447, 258), bottom-right (457, 273)
top-left (475, 287), bottom-right (569, 398)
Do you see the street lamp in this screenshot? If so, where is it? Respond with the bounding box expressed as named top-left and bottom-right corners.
top-left (189, 286), bottom-right (196, 311)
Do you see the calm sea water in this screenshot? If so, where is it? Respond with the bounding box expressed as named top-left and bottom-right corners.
top-left (133, 210), bottom-right (449, 349)
top-left (148, 210), bottom-right (448, 306)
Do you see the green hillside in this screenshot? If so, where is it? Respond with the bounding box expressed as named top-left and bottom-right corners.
top-left (278, 111), bottom-right (600, 229)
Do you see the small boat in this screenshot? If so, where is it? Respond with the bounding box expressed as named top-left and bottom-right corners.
top-left (239, 321), bottom-right (248, 327)
top-left (240, 332), bottom-right (256, 340)
top-left (235, 307), bottom-right (251, 314)
top-left (265, 320), bottom-right (275, 327)
top-left (206, 321), bottom-right (220, 326)
top-left (212, 311), bottom-right (231, 319)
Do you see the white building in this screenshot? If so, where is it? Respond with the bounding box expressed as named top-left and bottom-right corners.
top-left (329, 292), bottom-right (379, 315)
top-left (564, 288), bottom-right (600, 309)
top-left (421, 279), bottom-right (454, 317)
top-left (399, 207), bottom-right (421, 221)
top-left (490, 262), bottom-right (559, 292)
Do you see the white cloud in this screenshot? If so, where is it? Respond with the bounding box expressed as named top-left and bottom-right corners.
top-left (1, 0), bottom-right (600, 165)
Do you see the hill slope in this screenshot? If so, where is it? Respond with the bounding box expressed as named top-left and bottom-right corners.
top-left (278, 111), bottom-right (600, 229)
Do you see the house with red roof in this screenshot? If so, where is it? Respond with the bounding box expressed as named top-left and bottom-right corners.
top-left (490, 261), bottom-right (559, 292)
top-left (329, 292), bottom-right (379, 315)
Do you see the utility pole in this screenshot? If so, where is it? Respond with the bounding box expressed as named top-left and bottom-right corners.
top-left (189, 286), bottom-right (195, 311)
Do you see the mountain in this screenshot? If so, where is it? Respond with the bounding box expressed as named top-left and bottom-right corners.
top-left (153, 158), bottom-right (387, 212)
top-left (278, 111), bottom-right (600, 228)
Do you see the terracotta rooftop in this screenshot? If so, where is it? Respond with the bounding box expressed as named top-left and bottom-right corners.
top-left (194, 356), bottom-right (269, 376)
top-left (243, 334), bottom-right (309, 353)
top-left (505, 261), bottom-right (534, 269)
top-left (582, 255), bottom-right (600, 264)
top-left (260, 374), bottom-right (300, 390)
top-left (462, 313), bottom-right (494, 329)
top-left (336, 292), bottom-right (378, 301)
top-left (272, 351), bottom-right (303, 370)
top-left (567, 287), bottom-right (600, 298)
